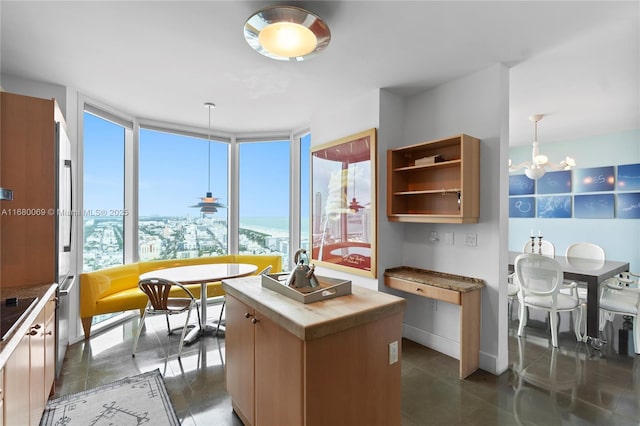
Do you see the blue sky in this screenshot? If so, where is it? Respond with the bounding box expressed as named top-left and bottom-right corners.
top-left (84, 112), bottom-right (309, 219)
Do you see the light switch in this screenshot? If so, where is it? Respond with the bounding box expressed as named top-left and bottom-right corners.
top-left (389, 340), bottom-right (399, 365)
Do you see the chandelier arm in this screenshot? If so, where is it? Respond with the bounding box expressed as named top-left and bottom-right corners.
top-left (509, 161), bottom-right (532, 172)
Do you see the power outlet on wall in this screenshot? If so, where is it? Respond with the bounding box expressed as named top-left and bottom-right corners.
top-left (464, 233), bottom-right (477, 247)
top-left (389, 340), bottom-right (399, 365)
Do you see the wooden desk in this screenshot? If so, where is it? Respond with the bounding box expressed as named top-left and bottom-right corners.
top-left (140, 263), bottom-right (257, 343)
top-left (508, 251), bottom-right (629, 340)
top-left (384, 266), bottom-right (485, 379)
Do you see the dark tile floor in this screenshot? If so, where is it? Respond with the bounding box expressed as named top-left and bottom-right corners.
top-left (54, 305), bottom-right (640, 425)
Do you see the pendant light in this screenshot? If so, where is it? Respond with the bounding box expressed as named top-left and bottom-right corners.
top-left (509, 114), bottom-right (576, 179)
top-left (190, 102), bottom-right (225, 216)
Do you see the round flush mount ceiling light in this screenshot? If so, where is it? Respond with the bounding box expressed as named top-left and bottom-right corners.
top-left (244, 5), bottom-right (331, 61)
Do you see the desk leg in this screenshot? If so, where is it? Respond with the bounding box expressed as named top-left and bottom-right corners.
top-left (459, 289), bottom-right (481, 379)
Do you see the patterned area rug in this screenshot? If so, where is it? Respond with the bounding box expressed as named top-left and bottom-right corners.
top-left (40, 369), bottom-right (179, 426)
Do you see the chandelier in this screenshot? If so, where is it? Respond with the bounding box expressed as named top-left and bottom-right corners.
top-left (509, 114), bottom-right (575, 179)
top-left (190, 102), bottom-right (225, 216)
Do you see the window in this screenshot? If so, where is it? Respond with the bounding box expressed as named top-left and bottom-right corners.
top-left (238, 140), bottom-right (290, 268)
top-left (300, 133), bottom-right (311, 251)
top-left (82, 111), bottom-right (126, 272)
top-left (138, 128), bottom-right (229, 260)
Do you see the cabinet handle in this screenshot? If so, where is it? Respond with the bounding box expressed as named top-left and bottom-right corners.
top-left (416, 288), bottom-right (423, 292)
top-left (244, 312), bottom-right (253, 319)
top-left (33, 323), bottom-right (42, 330)
top-left (27, 329), bottom-right (38, 336)
top-left (251, 318), bottom-right (259, 324)
top-left (45, 330), bottom-right (53, 336)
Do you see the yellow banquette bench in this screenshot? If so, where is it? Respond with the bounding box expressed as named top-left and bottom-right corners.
top-left (80, 254), bottom-right (282, 337)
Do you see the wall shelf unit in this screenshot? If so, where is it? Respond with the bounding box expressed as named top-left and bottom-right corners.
top-left (387, 134), bottom-right (480, 223)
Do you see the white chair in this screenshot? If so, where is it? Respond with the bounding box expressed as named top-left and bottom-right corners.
top-left (565, 242), bottom-right (606, 339)
top-left (509, 239), bottom-right (556, 320)
top-left (599, 272), bottom-right (640, 354)
top-left (522, 239), bottom-right (555, 258)
top-left (515, 253), bottom-right (583, 347)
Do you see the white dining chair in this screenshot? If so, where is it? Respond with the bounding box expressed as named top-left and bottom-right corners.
top-left (515, 253), bottom-right (583, 347)
top-left (564, 242), bottom-right (606, 339)
top-left (599, 272), bottom-right (640, 354)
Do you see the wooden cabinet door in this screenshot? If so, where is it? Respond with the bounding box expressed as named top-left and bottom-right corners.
top-left (254, 313), bottom-right (303, 426)
top-left (30, 309), bottom-right (46, 426)
top-left (44, 295), bottom-right (57, 401)
top-left (225, 295), bottom-right (255, 425)
top-left (4, 331), bottom-right (30, 426)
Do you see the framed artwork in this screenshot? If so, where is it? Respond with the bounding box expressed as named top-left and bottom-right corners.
top-left (574, 194), bottom-right (615, 219)
top-left (574, 166), bottom-right (615, 193)
top-left (537, 170), bottom-right (572, 194)
top-left (310, 128), bottom-right (377, 278)
top-left (617, 192), bottom-right (640, 219)
top-left (617, 163), bottom-right (640, 191)
top-left (509, 197), bottom-right (535, 218)
top-left (537, 195), bottom-right (572, 218)
top-left (509, 175), bottom-right (535, 196)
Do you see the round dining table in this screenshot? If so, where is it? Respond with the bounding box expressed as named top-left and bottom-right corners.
top-left (139, 263), bottom-right (258, 344)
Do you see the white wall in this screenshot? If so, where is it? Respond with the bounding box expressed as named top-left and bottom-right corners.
top-left (388, 64), bottom-right (510, 375)
top-left (509, 129), bottom-right (640, 271)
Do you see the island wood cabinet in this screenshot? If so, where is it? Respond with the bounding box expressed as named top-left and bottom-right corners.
top-left (3, 286), bottom-right (57, 426)
top-left (224, 277), bottom-right (405, 426)
top-left (226, 295), bottom-right (303, 426)
top-left (387, 134), bottom-right (480, 223)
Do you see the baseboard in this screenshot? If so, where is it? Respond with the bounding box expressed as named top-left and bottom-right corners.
top-left (402, 323), bottom-right (501, 375)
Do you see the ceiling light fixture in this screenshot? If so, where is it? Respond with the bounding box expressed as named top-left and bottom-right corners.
top-left (190, 102), bottom-right (225, 216)
top-left (244, 5), bottom-right (331, 61)
top-left (509, 114), bottom-right (576, 180)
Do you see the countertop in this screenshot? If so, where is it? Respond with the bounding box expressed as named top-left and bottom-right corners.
top-left (222, 276), bottom-right (406, 341)
top-left (0, 283), bottom-right (57, 368)
top-left (384, 266), bottom-right (485, 292)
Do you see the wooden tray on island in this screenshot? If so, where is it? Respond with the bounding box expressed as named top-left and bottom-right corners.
top-left (261, 273), bottom-right (352, 304)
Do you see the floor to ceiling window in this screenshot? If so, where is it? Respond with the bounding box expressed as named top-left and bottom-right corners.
top-left (238, 139), bottom-right (290, 268)
top-left (138, 128), bottom-right (229, 260)
top-left (82, 111), bottom-right (127, 272)
top-left (300, 133), bottom-right (311, 251)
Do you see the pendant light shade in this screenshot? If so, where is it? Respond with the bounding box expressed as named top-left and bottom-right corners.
top-left (244, 5), bottom-right (331, 61)
top-left (190, 102), bottom-right (226, 216)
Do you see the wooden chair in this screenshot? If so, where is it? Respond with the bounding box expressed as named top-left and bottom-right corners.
top-left (132, 277), bottom-right (201, 358)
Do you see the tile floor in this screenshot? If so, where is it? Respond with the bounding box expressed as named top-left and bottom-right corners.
top-left (54, 305), bottom-right (640, 425)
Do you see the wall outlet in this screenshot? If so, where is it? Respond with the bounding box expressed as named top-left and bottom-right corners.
top-left (464, 233), bottom-right (477, 246)
top-left (444, 232), bottom-right (454, 245)
top-left (429, 231), bottom-right (439, 243)
top-left (389, 340), bottom-right (399, 365)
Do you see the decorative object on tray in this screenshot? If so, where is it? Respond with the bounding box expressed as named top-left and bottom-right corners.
top-left (286, 248), bottom-right (320, 289)
top-left (40, 369), bottom-right (179, 426)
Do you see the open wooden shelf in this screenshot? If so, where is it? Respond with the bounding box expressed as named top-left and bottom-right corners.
top-left (387, 134), bottom-right (480, 224)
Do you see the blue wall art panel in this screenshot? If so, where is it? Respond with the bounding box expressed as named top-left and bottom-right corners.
top-left (617, 163), bottom-right (640, 191)
top-left (617, 192), bottom-right (640, 219)
top-left (574, 194), bottom-right (615, 219)
top-left (537, 195), bottom-right (572, 218)
top-left (509, 174), bottom-right (535, 195)
top-left (509, 197), bottom-right (535, 218)
top-left (574, 166), bottom-right (615, 193)
top-left (537, 170), bottom-right (572, 194)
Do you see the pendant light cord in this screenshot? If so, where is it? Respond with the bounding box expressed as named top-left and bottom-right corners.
top-left (208, 106), bottom-right (211, 194)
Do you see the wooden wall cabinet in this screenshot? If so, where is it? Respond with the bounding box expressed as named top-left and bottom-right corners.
top-left (387, 134), bottom-right (480, 223)
top-left (0, 92), bottom-right (60, 287)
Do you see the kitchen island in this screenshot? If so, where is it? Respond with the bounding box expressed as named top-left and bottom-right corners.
top-left (222, 275), bottom-right (406, 426)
